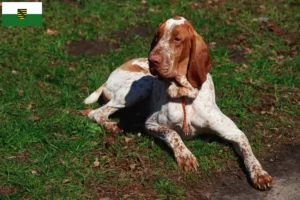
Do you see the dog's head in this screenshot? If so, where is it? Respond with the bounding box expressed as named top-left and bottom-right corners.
top-left (148, 16), bottom-right (212, 88)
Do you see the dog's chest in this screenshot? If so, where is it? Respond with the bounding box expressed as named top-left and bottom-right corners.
top-left (151, 80), bottom-right (194, 125)
top-left (159, 99), bottom-right (185, 124)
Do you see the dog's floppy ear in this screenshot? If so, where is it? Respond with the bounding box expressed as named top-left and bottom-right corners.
top-left (187, 30), bottom-right (212, 89)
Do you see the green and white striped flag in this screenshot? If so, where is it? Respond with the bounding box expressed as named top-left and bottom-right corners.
top-left (2, 2), bottom-right (42, 26)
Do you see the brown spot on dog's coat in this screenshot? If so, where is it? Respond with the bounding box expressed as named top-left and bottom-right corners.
top-left (120, 61), bottom-right (149, 74)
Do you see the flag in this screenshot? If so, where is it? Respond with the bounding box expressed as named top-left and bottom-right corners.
top-left (2, 2), bottom-right (42, 26)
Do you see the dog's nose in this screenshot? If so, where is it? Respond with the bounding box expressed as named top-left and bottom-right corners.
top-left (148, 54), bottom-right (162, 66)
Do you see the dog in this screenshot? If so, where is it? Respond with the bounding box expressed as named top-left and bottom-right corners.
top-left (84, 16), bottom-right (273, 190)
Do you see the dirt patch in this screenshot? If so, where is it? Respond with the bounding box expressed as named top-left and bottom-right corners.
top-left (67, 40), bottom-right (119, 56)
top-left (67, 25), bottom-right (152, 56)
top-left (229, 49), bottom-right (247, 63)
top-left (0, 186), bottom-right (17, 196)
top-left (210, 144), bottom-right (300, 200)
top-left (114, 25), bottom-right (153, 42)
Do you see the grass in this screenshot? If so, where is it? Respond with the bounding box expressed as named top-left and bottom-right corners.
top-left (0, 0), bottom-right (299, 199)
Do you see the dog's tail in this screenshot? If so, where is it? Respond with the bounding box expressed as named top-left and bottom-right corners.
top-left (83, 83), bottom-right (106, 104)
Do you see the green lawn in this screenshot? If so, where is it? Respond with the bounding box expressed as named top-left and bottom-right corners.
top-left (0, 0), bottom-right (299, 199)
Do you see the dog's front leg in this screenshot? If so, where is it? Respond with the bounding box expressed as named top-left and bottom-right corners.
top-left (145, 115), bottom-right (198, 170)
top-left (208, 112), bottom-right (274, 190)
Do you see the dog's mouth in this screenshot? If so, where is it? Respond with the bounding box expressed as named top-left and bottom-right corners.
top-left (148, 61), bottom-right (159, 76)
top-left (149, 62), bottom-right (175, 80)
top-left (149, 67), bottom-right (158, 76)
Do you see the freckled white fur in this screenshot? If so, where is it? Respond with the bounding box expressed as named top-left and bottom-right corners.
top-left (132, 58), bottom-right (149, 70)
top-left (156, 17), bottom-right (187, 70)
top-left (85, 59), bottom-right (154, 109)
top-left (165, 17), bottom-right (185, 29)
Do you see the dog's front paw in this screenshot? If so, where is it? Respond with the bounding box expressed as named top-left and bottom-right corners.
top-left (167, 85), bottom-right (198, 99)
top-left (103, 121), bottom-right (123, 134)
top-left (167, 84), bottom-right (180, 98)
top-left (252, 170), bottom-right (274, 190)
top-left (180, 87), bottom-right (198, 99)
top-left (175, 150), bottom-right (199, 171)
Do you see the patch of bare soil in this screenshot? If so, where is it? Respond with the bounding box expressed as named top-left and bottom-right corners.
top-left (229, 49), bottom-right (247, 64)
top-left (67, 40), bottom-right (119, 56)
top-left (114, 25), bottom-right (152, 42)
top-left (210, 144), bottom-right (300, 200)
top-left (66, 25), bottom-right (152, 57)
top-left (0, 186), bottom-right (17, 196)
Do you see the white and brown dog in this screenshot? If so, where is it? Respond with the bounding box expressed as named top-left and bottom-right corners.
top-left (84, 16), bottom-right (273, 190)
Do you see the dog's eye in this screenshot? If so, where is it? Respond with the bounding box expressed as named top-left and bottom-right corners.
top-left (175, 36), bottom-right (181, 41)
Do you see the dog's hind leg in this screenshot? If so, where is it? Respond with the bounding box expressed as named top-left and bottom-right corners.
top-left (88, 104), bottom-right (122, 133)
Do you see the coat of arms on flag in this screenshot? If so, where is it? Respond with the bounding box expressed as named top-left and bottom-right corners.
top-left (2, 2), bottom-right (42, 26)
top-left (17, 9), bottom-right (27, 20)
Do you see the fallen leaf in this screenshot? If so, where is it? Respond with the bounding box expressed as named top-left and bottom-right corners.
top-left (130, 173), bottom-right (137, 178)
top-left (244, 47), bottom-right (253, 54)
top-left (246, 106), bottom-right (259, 113)
top-left (62, 179), bottom-right (71, 184)
top-left (124, 137), bottom-right (133, 143)
top-left (257, 17), bottom-right (269, 22)
top-left (79, 86), bottom-right (87, 93)
top-left (93, 157), bottom-right (100, 167)
top-left (208, 41), bottom-right (216, 48)
top-left (18, 90), bottom-right (24, 96)
top-left (119, 171), bottom-right (126, 178)
top-left (36, 81), bottom-right (44, 87)
top-left (27, 102), bottom-right (36, 109)
top-left (53, 133), bottom-right (64, 138)
top-left (129, 163), bottom-right (136, 170)
top-left (260, 110), bottom-right (273, 115)
top-left (189, 3), bottom-right (198, 11)
top-left (91, 141), bottom-right (98, 145)
top-left (219, 0), bottom-right (227, 5)
top-left (109, 161), bottom-right (116, 168)
top-left (28, 116), bottom-right (41, 122)
top-left (79, 109), bottom-right (92, 116)
top-left (268, 23), bottom-right (285, 35)
top-left (47, 28), bottom-right (58, 35)
top-left (59, 159), bottom-right (66, 165)
top-left (74, 17), bottom-right (80, 23)
top-left (277, 55), bottom-right (284, 59)
top-left (238, 35), bottom-right (246, 40)
top-left (70, 135), bottom-right (77, 140)
top-left (16, 151), bottom-right (29, 160)
top-left (30, 170), bottom-right (37, 174)
top-left (68, 67), bottom-right (75, 72)
top-left (11, 70), bottom-right (18, 74)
